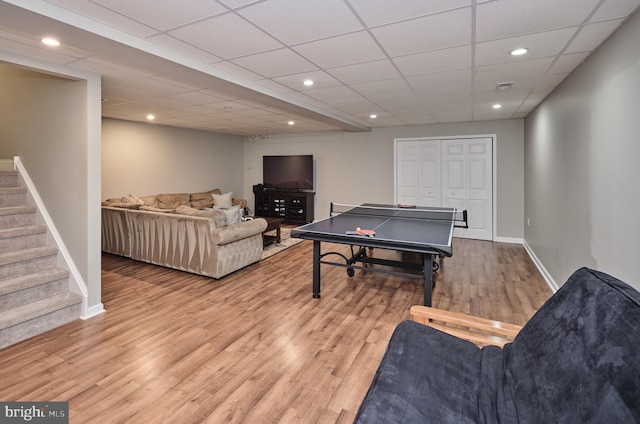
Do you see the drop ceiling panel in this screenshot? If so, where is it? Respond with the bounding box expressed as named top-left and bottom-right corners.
top-left (88, 0), bottom-right (227, 31)
top-left (292, 31), bottom-right (387, 69)
top-left (565, 20), bottom-right (624, 54)
top-left (415, 83), bottom-right (471, 99)
top-left (351, 78), bottom-right (414, 97)
top-left (475, 57), bottom-right (555, 82)
top-left (476, 0), bottom-right (601, 42)
top-left (231, 48), bottom-right (317, 78)
top-left (406, 69), bottom-right (473, 89)
top-left (43, 0), bottom-right (159, 38)
top-left (147, 34), bottom-right (223, 64)
top-left (272, 71), bottom-right (342, 91)
top-left (372, 8), bottom-right (472, 57)
top-left (303, 85), bottom-right (362, 102)
top-left (237, 0), bottom-right (364, 45)
top-left (393, 45), bottom-right (472, 77)
top-left (475, 28), bottom-right (578, 66)
top-left (349, 0), bottom-right (470, 27)
top-left (590, 0), bottom-right (640, 21)
top-left (326, 60), bottom-right (401, 85)
top-left (547, 52), bottom-right (590, 74)
top-left (167, 14), bottom-right (282, 59)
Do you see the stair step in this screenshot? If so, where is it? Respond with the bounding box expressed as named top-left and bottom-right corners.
top-left (0, 268), bottom-right (70, 310)
top-left (0, 206), bottom-right (37, 229)
top-left (0, 170), bottom-right (83, 349)
top-left (0, 187), bottom-right (27, 207)
top-left (0, 246), bottom-right (58, 281)
top-left (0, 225), bottom-right (47, 253)
top-left (0, 292), bottom-right (82, 349)
top-left (0, 171), bottom-right (18, 188)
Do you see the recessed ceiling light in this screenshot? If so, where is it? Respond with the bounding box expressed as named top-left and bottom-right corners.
top-left (41, 37), bottom-right (60, 47)
top-left (147, 114), bottom-right (155, 120)
top-left (303, 79), bottom-right (314, 86)
top-left (288, 121), bottom-right (295, 126)
top-left (492, 104), bottom-right (502, 109)
top-left (510, 47), bottom-right (529, 56)
top-left (370, 114), bottom-right (377, 119)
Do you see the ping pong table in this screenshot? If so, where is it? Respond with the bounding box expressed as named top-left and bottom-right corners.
top-left (290, 203), bottom-right (467, 306)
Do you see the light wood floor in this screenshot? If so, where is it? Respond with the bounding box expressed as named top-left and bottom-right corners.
top-left (0, 238), bottom-right (552, 423)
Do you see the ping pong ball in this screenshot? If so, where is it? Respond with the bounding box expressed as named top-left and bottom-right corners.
top-left (356, 227), bottom-right (361, 231)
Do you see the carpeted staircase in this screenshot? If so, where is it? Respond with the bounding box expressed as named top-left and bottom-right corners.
top-left (0, 170), bottom-right (82, 349)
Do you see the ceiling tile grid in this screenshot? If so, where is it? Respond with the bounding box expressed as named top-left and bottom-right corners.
top-left (0, 0), bottom-right (637, 135)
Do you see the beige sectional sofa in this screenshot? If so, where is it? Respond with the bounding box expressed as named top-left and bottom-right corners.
top-left (101, 189), bottom-right (267, 279)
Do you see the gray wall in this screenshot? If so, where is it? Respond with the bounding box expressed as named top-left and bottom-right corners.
top-left (102, 119), bottom-right (245, 199)
top-left (525, 11), bottom-right (640, 290)
top-left (244, 119), bottom-right (525, 240)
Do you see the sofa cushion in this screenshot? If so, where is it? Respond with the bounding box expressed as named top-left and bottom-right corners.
top-left (138, 195), bottom-right (158, 207)
top-left (190, 191), bottom-right (215, 209)
top-left (176, 205), bottom-right (226, 228)
top-left (354, 320), bottom-right (490, 424)
top-left (101, 194), bottom-right (145, 209)
top-left (212, 191), bottom-right (233, 209)
top-left (504, 267), bottom-right (640, 423)
top-left (157, 193), bottom-right (190, 209)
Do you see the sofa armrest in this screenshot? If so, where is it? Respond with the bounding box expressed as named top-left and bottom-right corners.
top-left (212, 217), bottom-right (267, 246)
top-left (410, 305), bottom-right (523, 347)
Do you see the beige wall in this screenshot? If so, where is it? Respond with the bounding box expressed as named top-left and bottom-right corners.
top-left (525, 11), bottom-right (640, 290)
top-left (244, 119), bottom-right (525, 240)
top-left (102, 119), bottom-right (245, 199)
top-left (102, 117), bottom-right (524, 240)
top-left (0, 59), bottom-right (102, 313)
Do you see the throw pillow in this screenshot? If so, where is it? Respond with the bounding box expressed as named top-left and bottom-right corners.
top-left (212, 192), bottom-right (233, 209)
top-left (122, 194), bottom-right (145, 205)
top-left (223, 206), bottom-right (241, 225)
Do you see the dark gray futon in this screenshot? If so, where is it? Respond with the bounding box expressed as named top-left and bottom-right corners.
top-left (354, 267), bottom-right (640, 423)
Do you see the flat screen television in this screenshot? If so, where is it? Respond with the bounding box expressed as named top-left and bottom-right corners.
top-left (263, 155), bottom-right (313, 190)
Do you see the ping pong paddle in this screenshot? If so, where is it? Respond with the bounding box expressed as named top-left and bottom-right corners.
top-left (345, 228), bottom-right (375, 236)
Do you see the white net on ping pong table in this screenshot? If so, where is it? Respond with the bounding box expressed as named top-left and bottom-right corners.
top-left (330, 203), bottom-right (468, 227)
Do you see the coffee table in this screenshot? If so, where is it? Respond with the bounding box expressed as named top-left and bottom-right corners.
top-left (261, 217), bottom-right (284, 247)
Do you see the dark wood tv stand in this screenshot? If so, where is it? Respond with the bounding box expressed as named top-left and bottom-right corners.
top-left (254, 190), bottom-right (315, 225)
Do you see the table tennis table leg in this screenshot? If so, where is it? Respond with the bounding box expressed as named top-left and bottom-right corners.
top-left (423, 253), bottom-right (433, 307)
top-left (313, 240), bottom-right (321, 299)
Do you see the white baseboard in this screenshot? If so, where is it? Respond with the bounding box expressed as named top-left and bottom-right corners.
top-left (494, 236), bottom-right (523, 244)
top-left (83, 303), bottom-right (105, 319)
top-left (523, 240), bottom-right (559, 293)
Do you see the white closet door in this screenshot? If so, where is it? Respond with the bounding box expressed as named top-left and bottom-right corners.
top-left (396, 140), bottom-right (441, 207)
top-left (442, 138), bottom-right (493, 241)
